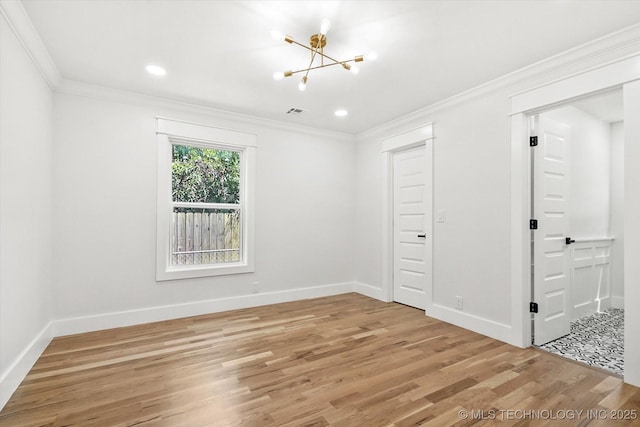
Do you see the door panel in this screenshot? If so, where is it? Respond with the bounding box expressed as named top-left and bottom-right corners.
top-left (533, 116), bottom-right (571, 345)
top-left (393, 145), bottom-right (429, 309)
top-left (570, 240), bottom-right (612, 321)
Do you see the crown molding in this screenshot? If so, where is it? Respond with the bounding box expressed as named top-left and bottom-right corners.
top-left (4, 0), bottom-right (639, 143)
top-left (357, 23), bottom-right (640, 142)
top-left (0, 0), bottom-right (61, 89)
top-left (56, 79), bottom-right (355, 142)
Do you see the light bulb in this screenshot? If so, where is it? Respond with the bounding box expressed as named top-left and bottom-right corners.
top-left (272, 30), bottom-right (293, 43)
top-left (366, 51), bottom-right (378, 61)
top-left (320, 18), bottom-right (331, 35)
top-left (350, 65), bottom-right (360, 75)
top-left (298, 76), bottom-right (307, 91)
top-left (335, 109), bottom-right (348, 117)
top-left (145, 64), bottom-right (166, 76)
top-left (273, 71), bottom-right (285, 80)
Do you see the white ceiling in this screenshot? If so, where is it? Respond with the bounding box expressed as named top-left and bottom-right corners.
top-left (21, 0), bottom-right (640, 134)
top-left (571, 89), bottom-right (624, 123)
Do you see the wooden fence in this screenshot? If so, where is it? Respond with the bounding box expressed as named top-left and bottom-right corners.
top-left (172, 210), bottom-right (240, 265)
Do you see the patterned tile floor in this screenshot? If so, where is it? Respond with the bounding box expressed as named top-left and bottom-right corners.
top-left (538, 308), bottom-right (624, 375)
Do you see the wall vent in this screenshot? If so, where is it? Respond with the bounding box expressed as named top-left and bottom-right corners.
top-left (286, 108), bottom-right (304, 115)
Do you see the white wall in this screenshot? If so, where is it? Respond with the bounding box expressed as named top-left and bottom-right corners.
top-left (354, 34), bottom-right (640, 349)
top-left (52, 91), bottom-right (356, 330)
top-left (610, 121), bottom-right (624, 305)
top-left (2, 1), bottom-right (639, 402)
top-left (542, 106), bottom-right (611, 239)
top-left (0, 13), bottom-right (54, 407)
top-left (354, 136), bottom-right (383, 290)
top-left (356, 88), bottom-right (514, 334)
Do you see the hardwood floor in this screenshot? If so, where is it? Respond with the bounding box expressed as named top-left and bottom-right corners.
top-left (1, 293), bottom-right (639, 426)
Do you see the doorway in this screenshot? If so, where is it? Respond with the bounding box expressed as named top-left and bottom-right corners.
top-left (510, 55), bottom-right (640, 387)
top-left (530, 89), bottom-right (624, 374)
top-left (392, 145), bottom-right (429, 309)
top-left (381, 124), bottom-right (433, 311)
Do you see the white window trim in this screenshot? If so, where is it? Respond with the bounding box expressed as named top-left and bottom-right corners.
top-left (156, 117), bottom-right (256, 281)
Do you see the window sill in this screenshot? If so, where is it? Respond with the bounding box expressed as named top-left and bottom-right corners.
top-left (156, 262), bottom-right (254, 281)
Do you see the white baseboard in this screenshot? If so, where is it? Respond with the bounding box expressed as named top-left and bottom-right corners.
top-left (54, 282), bottom-right (354, 337)
top-left (611, 296), bottom-right (624, 309)
top-left (352, 282), bottom-right (517, 346)
top-left (426, 303), bottom-right (516, 346)
top-left (0, 322), bottom-right (53, 410)
top-left (351, 282), bottom-right (517, 346)
top-left (353, 281), bottom-right (388, 301)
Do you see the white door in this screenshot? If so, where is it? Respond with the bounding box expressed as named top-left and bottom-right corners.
top-left (393, 145), bottom-right (430, 309)
top-left (533, 115), bottom-right (572, 345)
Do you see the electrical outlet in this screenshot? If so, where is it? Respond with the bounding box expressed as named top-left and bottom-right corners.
top-left (251, 282), bottom-right (259, 294)
top-left (455, 296), bottom-right (463, 310)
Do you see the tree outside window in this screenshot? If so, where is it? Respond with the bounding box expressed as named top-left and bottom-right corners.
top-left (171, 144), bottom-right (241, 266)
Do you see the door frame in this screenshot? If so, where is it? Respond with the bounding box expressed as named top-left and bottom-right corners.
top-left (509, 55), bottom-right (640, 386)
top-left (382, 124), bottom-right (434, 309)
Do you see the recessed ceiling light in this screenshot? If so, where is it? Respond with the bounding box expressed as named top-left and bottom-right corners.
top-left (335, 109), bottom-right (348, 117)
top-left (145, 65), bottom-right (167, 76)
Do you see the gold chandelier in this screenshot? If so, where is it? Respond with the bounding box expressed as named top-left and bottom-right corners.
top-left (272, 18), bottom-right (372, 91)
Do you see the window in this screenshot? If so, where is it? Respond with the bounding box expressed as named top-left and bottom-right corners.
top-left (171, 145), bottom-right (241, 265)
top-left (156, 118), bottom-right (255, 281)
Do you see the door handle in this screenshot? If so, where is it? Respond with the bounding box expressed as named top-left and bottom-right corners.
top-left (565, 237), bottom-right (575, 245)
top-left (417, 234), bottom-right (426, 238)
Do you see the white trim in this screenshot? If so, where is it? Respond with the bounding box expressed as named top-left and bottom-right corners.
top-left (0, 282), bottom-right (397, 410)
top-left (0, 322), bottom-right (53, 410)
top-left (381, 124), bottom-right (434, 309)
top-left (0, 0), bottom-right (61, 88)
top-left (509, 113), bottom-right (531, 348)
top-left (510, 55), bottom-right (640, 115)
top-left (353, 282), bottom-right (386, 302)
top-left (381, 124), bottom-right (433, 153)
top-left (427, 304), bottom-right (515, 345)
top-left (510, 54), bottom-right (640, 386)
top-left (172, 202), bottom-right (239, 210)
top-left (57, 79), bottom-right (355, 142)
top-left (358, 24), bottom-right (640, 141)
top-left (155, 118), bottom-right (256, 281)
top-left (157, 116), bottom-right (257, 148)
top-left (623, 80), bottom-right (640, 387)
top-left (53, 283), bottom-right (354, 337)
top-left (3, 0), bottom-right (640, 141)
top-left (574, 237), bottom-right (614, 243)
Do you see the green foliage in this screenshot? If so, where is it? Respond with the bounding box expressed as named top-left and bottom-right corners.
top-left (172, 145), bottom-right (240, 204)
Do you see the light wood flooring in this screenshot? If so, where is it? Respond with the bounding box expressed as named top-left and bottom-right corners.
top-left (1, 293), bottom-right (639, 426)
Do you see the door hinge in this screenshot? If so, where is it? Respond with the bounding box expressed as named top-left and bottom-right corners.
top-left (530, 136), bottom-right (538, 147)
top-left (529, 219), bottom-right (538, 230)
top-left (530, 302), bottom-right (539, 313)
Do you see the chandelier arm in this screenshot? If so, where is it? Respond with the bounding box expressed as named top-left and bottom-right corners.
top-left (313, 51), bottom-right (351, 67)
top-left (303, 43), bottom-right (323, 79)
top-left (289, 39), bottom-right (316, 53)
top-left (287, 37), bottom-right (354, 68)
top-left (288, 60), bottom-right (355, 76)
top-left (280, 34), bottom-right (364, 86)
